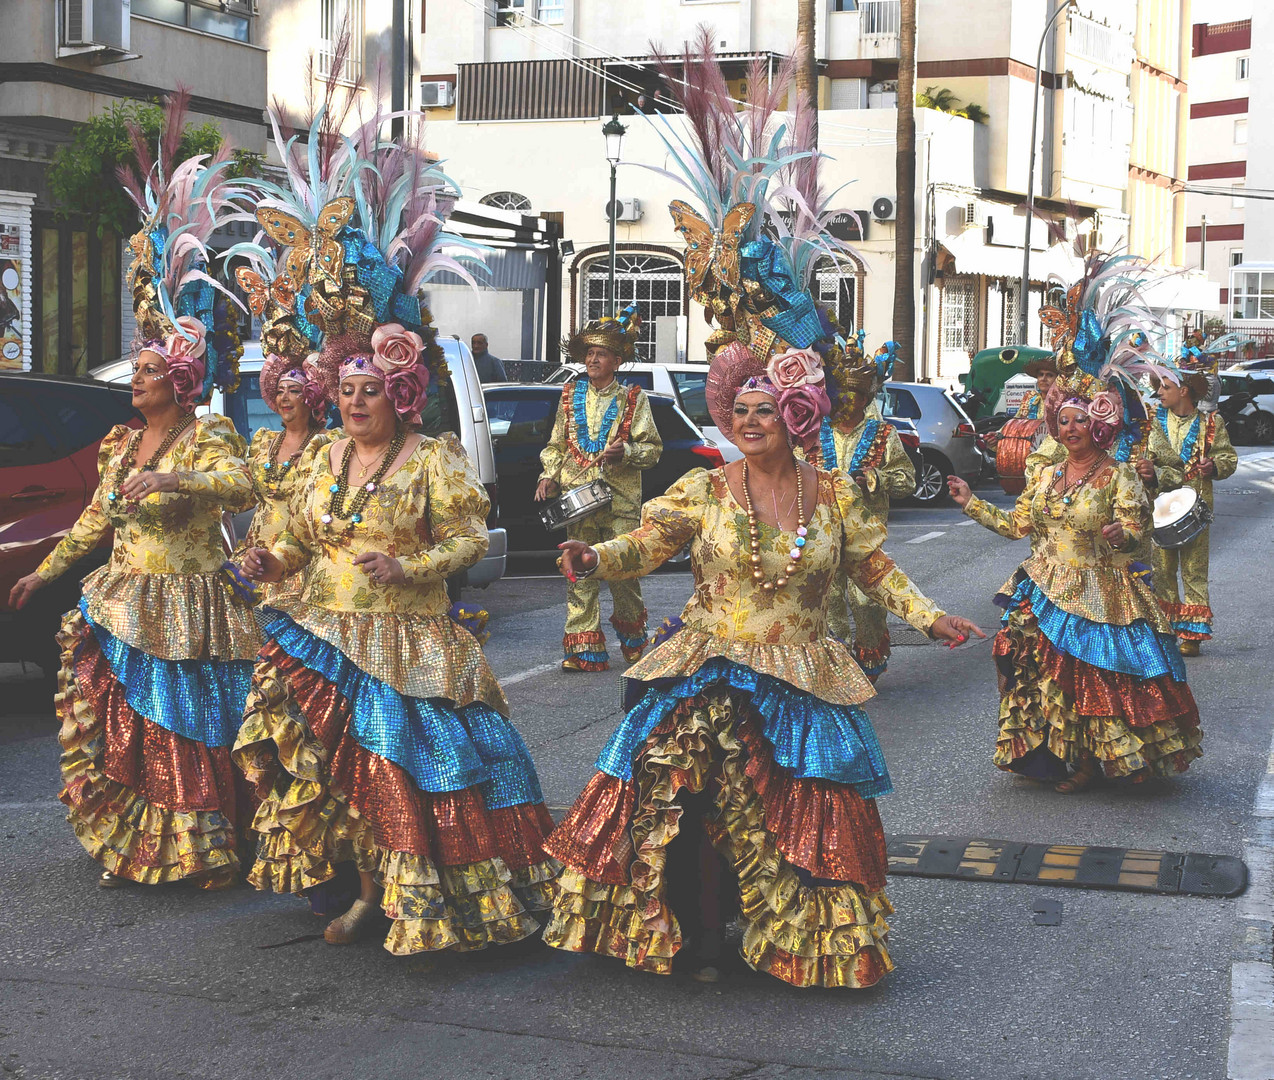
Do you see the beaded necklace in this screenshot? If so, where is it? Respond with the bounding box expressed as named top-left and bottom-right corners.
top-left (742, 460), bottom-right (808, 592)
top-left (106, 413), bottom-right (196, 509)
top-left (571, 379), bottom-right (620, 456)
top-left (1044, 452), bottom-right (1108, 519)
top-left (320, 432), bottom-right (407, 529)
top-left (261, 429), bottom-right (315, 498)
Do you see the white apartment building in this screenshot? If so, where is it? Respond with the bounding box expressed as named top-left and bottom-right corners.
top-left (414, 0), bottom-right (1200, 382)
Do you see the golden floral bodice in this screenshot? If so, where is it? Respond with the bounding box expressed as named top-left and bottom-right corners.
top-left (243, 426), bottom-right (337, 553)
top-left (538, 379), bottom-right (662, 519)
top-left (36, 415), bottom-right (256, 661)
top-left (591, 468), bottom-right (944, 706)
top-left (964, 460), bottom-right (1169, 629)
top-left (272, 432), bottom-right (489, 618)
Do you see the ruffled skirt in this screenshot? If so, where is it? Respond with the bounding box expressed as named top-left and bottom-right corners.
top-left (543, 660), bottom-right (894, 989)
top-left (233, 611), bottom-right (558, 954)
top-left (55, 601), bottom-right (252, 887)
top-left (993, 578), bottom-right (1202, 779)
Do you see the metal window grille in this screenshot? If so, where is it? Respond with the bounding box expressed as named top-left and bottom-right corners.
top-left (1001, 282), bottom-right (1020, 345)
top-left (320, 0), bottom-right (363, 83)
top-left (479, 191), bottom-right (533, 212)
top-left (860, 0), bottom-right (900, 35)
top-left (940, 276), bottom-right (979, 372)
top-left (814, 256), bottom-right (858, 332)
top-left (583, 254), bottom-right (683, 363)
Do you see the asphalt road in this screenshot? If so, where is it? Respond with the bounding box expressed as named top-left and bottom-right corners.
top-left (2, 458), bottom-right (1273, 1080)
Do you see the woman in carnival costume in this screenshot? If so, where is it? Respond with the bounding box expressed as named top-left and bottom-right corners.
top-left (1014, 355), bottom-right (1059, 420)
top-left (807, 340), bottom-right (915, 681)
top-left (235, 100), bottom-right (557, 950)
top-left (1139, 337), bottom-right (1235, 655)
top-left (7, 92), bottom-right (254, 888)
top-left (541, 38), bottom-right (983, 987)
top-left (949, 258), bottom-right (1202, 793)
top-left (535, 305), bottom-right (663, 671)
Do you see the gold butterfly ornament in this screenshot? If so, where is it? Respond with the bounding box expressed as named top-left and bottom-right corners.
top-left (669, 200), bottom-right (756, 294)
top-left (234, 267), bottom-right (297, 316)
top-left (255, 197), bottom-right (356, 288)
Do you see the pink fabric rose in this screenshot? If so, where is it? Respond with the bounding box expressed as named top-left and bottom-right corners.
top-left (776, 384), bottom-right (832, 447)
top-left (371, 323), bottom-right (425, 374)
top-left (166, 316), bottom-right (207, 361)
top-left (766, 348), bottom-right (825, 391)
top-left (1086, 390), bottom-right (1124, 450)
top-left (384, 364), bottom-right (431, 423)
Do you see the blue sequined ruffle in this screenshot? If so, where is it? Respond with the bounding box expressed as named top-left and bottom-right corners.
top-left (81, 600), bottom-right (251, 748)
top-left (1004, 578), bottom-right (1187, 681)
top-left (1172, 619), bottom-right (1211, 635)
top-left (264, 611), bottom-right (543, 808)
top-left (597, 657), bottom-right (892, 798)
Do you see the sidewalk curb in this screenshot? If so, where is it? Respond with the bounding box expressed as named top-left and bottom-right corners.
top-left (1229, 731), bottom-right (1274, 1080)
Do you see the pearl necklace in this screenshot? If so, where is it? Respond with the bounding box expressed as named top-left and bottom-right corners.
top-left (742, 461), bottom-right (808, 592)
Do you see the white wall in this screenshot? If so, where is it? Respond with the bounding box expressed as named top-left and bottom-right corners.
top-left (1238, 4), bottom-right (1273, 264)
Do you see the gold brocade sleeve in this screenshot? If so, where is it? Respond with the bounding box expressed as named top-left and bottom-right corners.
top-left (621, 390), bottom-right (663, 470)
top-left (538, 391), bottom-right (568, 487)
top-left (399, 434), bottom-right (490, 586)
top-left (173, 416), bottom-right (253, 510)
top-left (1112, 462), bottom-right (1150, 543)
top-left (1209, 415), bottom-right (1238, 480)
top-left (592, 468), bottom-right (708, 579)
top-left (963, 484), bottom-right (1034, 540)
top-left (865, 426), bottom-right (916, 499)
top-left (35, 425), bottom-right (130, 583)
top-left (834, 472), bottom-right (944, 634)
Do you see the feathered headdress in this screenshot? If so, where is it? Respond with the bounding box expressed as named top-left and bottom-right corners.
top-left (225, 63), bottom-right (486, 419)
top-left (117, 86), bottom-right (248, 403)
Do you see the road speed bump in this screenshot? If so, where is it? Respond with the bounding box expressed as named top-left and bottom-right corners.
top-left (885, 835), bottom-right (1247, 898)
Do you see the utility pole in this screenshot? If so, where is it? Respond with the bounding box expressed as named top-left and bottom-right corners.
top-left (893, 0), bottom-right (918, 379)
top-left (795, 0), bottom-right (819, 148)
top-left (391, 0), bottom-right (405, 139)
top-left (1200, 214), bottom-right (1208, 274)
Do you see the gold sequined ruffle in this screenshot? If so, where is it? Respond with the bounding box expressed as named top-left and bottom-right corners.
top-left (271, 599), bottom-right (509, 714)
top-left (623, 627), bottom-right (878, 706)
top-left (1007, 558), bottom-right (1173, 630)
top-left (543, 687), bottom-right (894, 988)
top-left (56, 613), bottom-right (238, 888)
top-left (82, 567), bottom-right (258, 660)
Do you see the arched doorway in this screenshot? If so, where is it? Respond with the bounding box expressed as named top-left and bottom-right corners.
top-left (580, 252), bottom-right (684, 362)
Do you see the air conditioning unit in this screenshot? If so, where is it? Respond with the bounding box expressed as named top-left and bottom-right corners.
top-left (60, 0), bottom-right (133, 58)
top-left (871, 195), bottom-right (896, 222)
top-left (605, 198), bottom-right (643, 223)
top-left (963, 202), bottom-right (986, 228)
top-left (420, 80), bottom-right (455, 108)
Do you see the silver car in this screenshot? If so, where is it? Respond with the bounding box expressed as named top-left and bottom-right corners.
top-left (883, 381), bottom-right (982, 505)
top-left (89, 336), bottom-right (506, 592)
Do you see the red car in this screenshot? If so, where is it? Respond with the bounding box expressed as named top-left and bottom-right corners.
top-left (0, 373), bottom-right (139, 680)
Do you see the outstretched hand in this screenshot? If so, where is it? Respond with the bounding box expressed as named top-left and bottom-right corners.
top-left (7, 572), bottom-right (44, 611)
top-left (931, 614), bottom-right (988, 649)
top-left (947, 475), bottom-right (973, 507)
top-left (556, 540), bottom-right (597, 583)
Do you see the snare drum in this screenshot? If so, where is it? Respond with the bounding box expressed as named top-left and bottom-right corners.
top-left (1152, 487), bottom-right (1213, 549)
top-left (995, 418), bottom-right (1046, 495)
top-left (539, 479), bottom-right (613, 532)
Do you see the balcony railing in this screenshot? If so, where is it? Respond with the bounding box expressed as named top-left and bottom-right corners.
top-left (860, 0), bottom-right (900, 36)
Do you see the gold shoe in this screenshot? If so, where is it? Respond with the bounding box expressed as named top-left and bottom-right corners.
top-left (1178, 639), bottom-right (1200, 657)
top-left (561, 657), bottom-right (609, 672)
top-left (98, 870), bottom-right (126, 889)
top-left (324, 898), bottom-right (379, 945)
top-left (561, 657), bottom-right (584, 672)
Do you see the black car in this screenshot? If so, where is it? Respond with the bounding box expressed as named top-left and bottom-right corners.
top-left (483, 383), bottom-right (724, 553)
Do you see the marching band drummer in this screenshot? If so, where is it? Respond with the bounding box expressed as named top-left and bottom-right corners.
top-left (535, 306), bottom-right (663, 671)
top-left (1139, 352), bottom-right (1237, 655)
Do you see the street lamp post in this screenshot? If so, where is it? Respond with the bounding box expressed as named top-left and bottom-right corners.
top-left (603, 113), bottom-right (626, 314)
top-left (1018, 0), bottom-right (1075, 345)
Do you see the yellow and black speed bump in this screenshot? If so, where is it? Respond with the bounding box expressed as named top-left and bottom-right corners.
top-left (885, 836), bottom-right (1247, 898)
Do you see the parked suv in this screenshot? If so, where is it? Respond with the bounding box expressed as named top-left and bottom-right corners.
top-left (483, 383), bottom-right (723, 552)
top-left (883, 381), bottom-right (982, 505)
top-left (91, 335), bottom-right (507, 593)
top-left (0, 373), bottom-right (140, 676)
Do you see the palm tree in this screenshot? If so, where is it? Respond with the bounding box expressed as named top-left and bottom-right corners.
top-left (795, 0), bottom-right (818, 147)
top-left (892, 0), bottom-right (918, 379)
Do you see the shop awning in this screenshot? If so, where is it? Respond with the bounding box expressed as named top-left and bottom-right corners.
top-left (938, 231), bottom-right (1078, 283)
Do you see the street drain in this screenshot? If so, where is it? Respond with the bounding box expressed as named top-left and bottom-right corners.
top-left (886, 835), bottom-right (1247, 897)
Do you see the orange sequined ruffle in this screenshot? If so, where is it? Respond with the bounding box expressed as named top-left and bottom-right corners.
top-left (56, 610), bottom-right (239, 887)
top-left (543, 687), bottom-right (893, 988)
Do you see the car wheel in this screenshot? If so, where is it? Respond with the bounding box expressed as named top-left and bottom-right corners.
top-left (912, 452), bottom-right (949, 505)
top-left (1251, 411), bottom-right (1274, 445)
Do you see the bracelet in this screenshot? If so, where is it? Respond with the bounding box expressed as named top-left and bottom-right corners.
top-left (576, 550), bottom-right (599, 579)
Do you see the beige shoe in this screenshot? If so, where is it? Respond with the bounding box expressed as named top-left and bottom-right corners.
top-left (98, 870), bottom-right (127, 889)
top-left (324, 898), bottom-right (379, 944)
